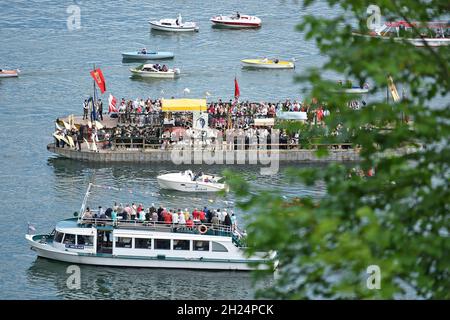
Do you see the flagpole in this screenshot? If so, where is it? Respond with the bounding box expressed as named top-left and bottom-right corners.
top-left (89, 64), bottom-right (96, 122)
top-left (93, 64), bottom-right (97, 105)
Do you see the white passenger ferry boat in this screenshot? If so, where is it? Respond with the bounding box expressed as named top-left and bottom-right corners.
top-left (26, 184), bottom-right (273, 270)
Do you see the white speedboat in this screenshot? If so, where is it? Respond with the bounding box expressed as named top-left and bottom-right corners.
top-left (0, 68), bottom-right (20, 78)
top-left (122, 50), bottom-right (175, 60)
top-left (25, 184), bottom-right (273, 271)
top-left (130, 63), bottom-right (180, 78)
top-left (157, 170), bottom-right (227, 192)
top-left (241, 58), bottom-right (295, 69)
top-left (210, 14), bottom-right (261, 28)
top-left (149, 15), bottom-right (199, 32)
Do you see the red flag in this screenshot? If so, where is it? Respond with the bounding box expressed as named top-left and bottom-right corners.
top-left (108, 94), bottom-right (117, 113)
top-left (234, 77), bottom-right (240, 99)
top-left (90, 68), bottom-right (106, 93)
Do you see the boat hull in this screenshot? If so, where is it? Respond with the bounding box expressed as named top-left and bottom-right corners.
top-left (210, 15), bottom-right (261, 28)
top-left (157, 177), bottom-right (226, 192)
top-left (352, 32), bottom-right (450, 47)
top-left (408, 38), bottom-right (450, 47)
top-left (130, 69), bottom-right (178, 78)
top-left (26, 235), bottom-right (253, 270)
top-left (122, 51), bottom-right (174, 60)
top-left (340, 88), bottom-right (369, 94)
top-left (241, 60), bottom-right (295, 69)
top-left (211, 20), bottom-right (261, 28)
top-left (149, 21), bottom-right (199, 32)
top-left (0, 70), bottom-right (19, 78)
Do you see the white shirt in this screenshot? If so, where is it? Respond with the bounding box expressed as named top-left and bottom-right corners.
top-left (172, 212), bottom-right (179, 223)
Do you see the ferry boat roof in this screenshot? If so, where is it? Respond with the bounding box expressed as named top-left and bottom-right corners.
top-left (55, 218), bottom-right (95, 235)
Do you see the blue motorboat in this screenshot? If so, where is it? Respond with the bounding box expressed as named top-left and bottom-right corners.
top-left (121, 50), bottom-right (174, 60)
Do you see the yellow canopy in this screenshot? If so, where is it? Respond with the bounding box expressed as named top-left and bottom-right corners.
top-left (161, 98), bottom-right (207, 112)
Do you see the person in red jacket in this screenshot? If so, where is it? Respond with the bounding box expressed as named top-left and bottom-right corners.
top-left (199, 210), bottom-right (206, 223)
top-left (317, 107), bottom-right (324, 123)
top-left (186, 217), bottom-right (194, 229)
top-left (192, 208), bottom-right (200, 220)
top-left (163, 210), bottom-right (172, 224)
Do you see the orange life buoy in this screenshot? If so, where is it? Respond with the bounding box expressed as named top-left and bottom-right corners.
top-left (198, 224), bottom-right (208, 234)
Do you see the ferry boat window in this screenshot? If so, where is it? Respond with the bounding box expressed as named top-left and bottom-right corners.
top-left (63, 233), bottom-right (76, 245)
top-left (77, 235), bottom-right (94, 246)
top-left (173, 239), bottom-right (190, 250)
top-left (154, 239), bottom-right (170, 250)
top-left (115, 237), bottom-right (132, 248)
top-left (212, 242), bottom-right (228, 252)
top-left (54, 231), bottom-right (64, 243)
top-left (193, 240), bottom-right (209, 251)
top-left (135, 238), bottom-right (152, 249)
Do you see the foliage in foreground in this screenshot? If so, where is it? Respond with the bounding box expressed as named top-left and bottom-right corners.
top-left (227, 0), bottom-right (449, 299)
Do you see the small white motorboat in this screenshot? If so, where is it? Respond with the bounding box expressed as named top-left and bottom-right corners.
top-left (210, 13), bottom-right (261, 28)
top-left (0, 69), bottom-right (20, 78)
top-left (149, 14), bottom-right (199, 32)
top-left (122, 50), bottom-right (174, 60)
top-left (157, 170), bottom-right (227, 192)
top-left (241, 58), bottom-right (295, 69)
top-left (130, 63), bottom-right (180, 78)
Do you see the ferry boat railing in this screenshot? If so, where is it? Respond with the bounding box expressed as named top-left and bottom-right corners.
top-left (110, 141), bottom-right (355, 151)
top-left (117, 111), bottom-right (164, 126)
top-left (79, 217), bottom-right (235, 237)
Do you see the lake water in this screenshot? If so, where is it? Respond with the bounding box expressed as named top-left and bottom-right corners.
top-left (0, 0), bottom-right (409, 299)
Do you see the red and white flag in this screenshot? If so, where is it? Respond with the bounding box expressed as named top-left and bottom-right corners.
top-left (108, 94), bottom-right (118, 113)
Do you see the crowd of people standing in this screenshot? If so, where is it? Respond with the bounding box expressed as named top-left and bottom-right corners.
top-left (83, 203), bottom-right (238, 231)
top-left (54, 96), bottom-right (357, 151)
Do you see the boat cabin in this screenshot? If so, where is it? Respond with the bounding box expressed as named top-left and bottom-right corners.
top-left (49, 216), bottom-right (245, 259)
